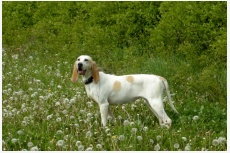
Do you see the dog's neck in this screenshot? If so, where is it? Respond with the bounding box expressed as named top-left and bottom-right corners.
top-left (82, 70), bottom-right (93, 84)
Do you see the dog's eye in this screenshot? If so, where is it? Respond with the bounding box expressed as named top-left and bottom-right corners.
top-left (84, 59), bottom-right (89, 61)
top-left (77, 58), bottom-right (80, 61)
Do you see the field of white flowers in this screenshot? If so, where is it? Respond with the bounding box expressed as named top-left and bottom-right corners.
top-left (2, 48), bottom-right (227, 151)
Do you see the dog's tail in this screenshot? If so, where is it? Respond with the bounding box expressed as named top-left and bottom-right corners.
top-left (162, 78), bottom-right (179, 114)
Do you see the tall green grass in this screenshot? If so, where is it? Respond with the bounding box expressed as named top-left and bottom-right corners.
top-left (2, 48), bottom-right (227, 151)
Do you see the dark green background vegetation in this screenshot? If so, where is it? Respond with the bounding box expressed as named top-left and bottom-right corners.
top-left (3, 1), bottom-right (226, 105)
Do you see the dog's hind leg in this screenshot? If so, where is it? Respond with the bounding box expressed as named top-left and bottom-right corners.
top-left (146, 98), bottom-right (172, 128)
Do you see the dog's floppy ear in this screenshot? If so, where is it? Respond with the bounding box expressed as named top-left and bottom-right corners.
top-left (71, 63), bottom-right (78, 83)
top-left (91, 61), bottom-right (99, 84)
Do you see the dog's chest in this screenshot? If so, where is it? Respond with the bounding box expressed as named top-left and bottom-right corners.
top-left (85, 85), bottom-right (99, 102)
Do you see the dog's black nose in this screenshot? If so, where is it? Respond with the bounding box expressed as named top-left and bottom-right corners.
top-left (78, 63), bottom-right (83, 67)
top-left (78, 63), bottom-right (83, 70)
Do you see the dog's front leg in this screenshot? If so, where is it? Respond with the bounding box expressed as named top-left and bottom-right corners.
top-left (99, 103), bottom-right (109, 127)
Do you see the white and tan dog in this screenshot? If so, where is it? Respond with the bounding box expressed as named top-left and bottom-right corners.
top-left (71, 55), bottom-right (178, 128)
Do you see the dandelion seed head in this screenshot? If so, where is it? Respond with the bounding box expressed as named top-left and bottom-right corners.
top-left (130, 122), bottom-right (135, 126)
top-left (75, 141), bottom-right (82, 147)
top-left (64, 98), bottom-right (69, 103)
top-left (86, 131), bottom-right (93, 138)
top-left (56, 117), bottom-right (62, 122)
top-left (62, 110), bottom-right (68, 115)
top-left (154, 143), bottom-right (160, 151)
top-left (30, 146), bottom-right (39, 151)
top-left (105, 128), bottom-right (110, 133)
top-left (156, 135), bottom-right (161, 141)
top-left (182, 137), bottom-right (187, 142)
top-left (201, 147), bottom-right (208, 151)
top-left (184, 144), bottom-right (191, 151)
top-left (212, 139), bottom-right (219, 146)
top-left (143, 126), bottom-right (148, 132)
top-left (56, 140), bottom-right (64, 147)
top-left (150, 139), bottom-right (154, 144)
top-left (55, 102), bottom-right (60, 106)
top-left (79, 109), bottom-right (85, 114)
top-left (56, 130), bottom-right (63, 135)
top-left (87, 113), bottom-right (93, 118)
top-left (131, 128), bottom-right (137, 134)
top-left (17, 130), bottom-right (24, 135)
top-left (47, 114), bottom-right (53, 120)
top-left (173, 143), bottom-right (180, 149)
top-left (193, 115), bottom-right (199, 121)
top-left (96, 144), bottom-right (102, 149)
top-left (137, 136), bottom-right (143, 141)
top-left (124, 120), bottom-right (130, 126)
top-left (64, 135), bottom-right (69, 140)
top-left (78, 145), bottom-right (84, 151)
top-left (85, 147), bottom-right (93, 151)
top-left (11, 138), bottom-right (18, 143)
top-left (27, 142), bottom-right (34, 148)
top-left (118, 135), bottom-right (125, 141)
top-left (218, 137), bottom-right (226, 144)
top-left (70, 98), bottom-right (75, 104)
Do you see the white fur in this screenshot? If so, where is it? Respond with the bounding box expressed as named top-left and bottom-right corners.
top-left (72, 55), bottom-right (178, 128)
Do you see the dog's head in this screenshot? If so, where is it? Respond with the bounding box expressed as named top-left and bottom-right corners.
top-left (71, 55), bottom-right (99, 83)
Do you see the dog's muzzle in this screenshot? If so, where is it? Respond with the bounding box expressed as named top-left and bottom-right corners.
top-left (78, 63), bottom-right (86, 75)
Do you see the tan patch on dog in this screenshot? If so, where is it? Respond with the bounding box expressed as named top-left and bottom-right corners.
top-left (113, 81), bottom-right (121, 91)
top-left (126, 75), bottom-right (134, 83)
top-left (159, 77), bottom-right (166, 81)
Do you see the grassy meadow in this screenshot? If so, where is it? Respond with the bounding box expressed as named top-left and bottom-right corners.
top-left (2, 1), bottom-right (227, 151)
top-left (2, 48), bottom-right (227, 151)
